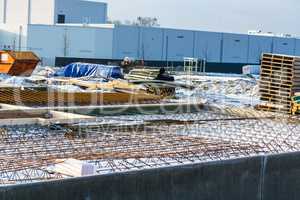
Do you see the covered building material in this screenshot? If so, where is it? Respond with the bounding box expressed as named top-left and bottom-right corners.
top-left (54, 63), bottom-right (123, 79)
top-left (258, 53), bottom-right (300, 113)
top-left (0, 51), bottom-right (40, 76)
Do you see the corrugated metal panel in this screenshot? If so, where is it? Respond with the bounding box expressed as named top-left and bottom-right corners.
top-left (94, 28), bottom-right (113, 59)
top-left (163, 29), bottom-right (194, 61)
top-left (194, 31), bottom-right (222, 62)
top-left (67, 27), bottom-right (96, 58)
top-left (139, 27), bottom-right (164, 61)
top-left (27, 25), bottom-right (65, 66)
top-left (27, 24), bottom-right (114, 66)
top-left (112, 25), bottom-right (139, 59)
top-left (222, 33), bottom-right (249, 63)
top-left (248, 35), bottom-right (272, 64)
top-left (295, 39), bottom-right (300, 56)
top-left (272, 37), bottom-right (296, 55)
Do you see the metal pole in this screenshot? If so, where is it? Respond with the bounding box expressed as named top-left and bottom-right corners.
top-left (166, 36), bottom-right (169, 68)
top-left (3, 0), bottom-right (7, 23)
top-left (18, 26), bottom-right (23, 51)
top-left (27, 0), bottom-right (32, 24)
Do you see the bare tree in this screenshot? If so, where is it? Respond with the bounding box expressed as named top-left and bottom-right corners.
top-left (107, 17), bottom-right (160, 27)
top-left (135, 17), bottom-right (160, 27)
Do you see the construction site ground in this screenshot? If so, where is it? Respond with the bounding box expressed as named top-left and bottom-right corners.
top-left (1, 71), bottom-right (300, 187)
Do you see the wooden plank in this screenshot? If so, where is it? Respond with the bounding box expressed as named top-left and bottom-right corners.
top-left (260, 96), bottom-right (292, 104)
top-left (260, 76), bottom-right (293, 85)
top-left (259, 88), bottom-right (292, 95)
top-left (260, 93), bottom-right (292, 100)
top-left (261, 67), bottom-right (293, 74)
top-left (259, 82), bottom-right (293, 88)
top-left (260, 65), bottom-right (294, 72)
top-left (261, 61), bottom-right (294, 68)
top-left (256, 104), bottom-right (291, 113)
top-left (259, 86), bottom-right (292, 93)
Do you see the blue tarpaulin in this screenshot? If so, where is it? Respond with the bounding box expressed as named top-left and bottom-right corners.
top-left (54, 63), bottom-right (123, 79)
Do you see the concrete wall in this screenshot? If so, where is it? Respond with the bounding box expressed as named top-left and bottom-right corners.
top-left (262, 152), bottom-right (300, 200)
top-left (163, 28), bottom-right (194, 61)
top-left (194, 31), bottom-right (222, 62)
top-left (5, 0), bottom-right (30, 25)
top-left (2, 152), bottom-right (300, 200)
top-left (0, 157), bottom-right (263, 200)
top-left (30, 0), bottom-right (55, 25)
top-left (2, 0), bottom-right (55, 25)
top-left (54, 0), bottom-right (107, 24)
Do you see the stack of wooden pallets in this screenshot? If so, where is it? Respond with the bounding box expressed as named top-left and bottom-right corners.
top-left (257, 53), bottom-right (300, 113)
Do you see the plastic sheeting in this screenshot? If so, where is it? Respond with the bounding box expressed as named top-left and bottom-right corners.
top-left (54, 63), bottom-right (123, 79)
top-left (242, 65), bottom-right (260, 75)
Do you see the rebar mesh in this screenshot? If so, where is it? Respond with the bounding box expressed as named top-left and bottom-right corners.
top-left (0, 109), bottom-right (299, 185)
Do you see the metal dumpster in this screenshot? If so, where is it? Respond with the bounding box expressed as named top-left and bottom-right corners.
top-left (0, 51), bottom-right (40, 76)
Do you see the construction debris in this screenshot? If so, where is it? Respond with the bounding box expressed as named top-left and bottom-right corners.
top-left (0, 53), bottom-right (300, 186)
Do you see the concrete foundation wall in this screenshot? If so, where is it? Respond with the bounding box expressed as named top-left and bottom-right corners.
top-left (0, 157), bottom-right (262, 200)
top-left (2, 152), bottom-right (300, 200)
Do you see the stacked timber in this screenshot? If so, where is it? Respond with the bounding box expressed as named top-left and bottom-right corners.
top-left (0, 87), bottom-right (161, 106)
top-left (257, 53), bottom-right (300, 113)
top-left (125, 69), bottom-right (160, 81)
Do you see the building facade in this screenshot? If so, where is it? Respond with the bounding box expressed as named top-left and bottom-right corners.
top-left (0, 0), bottom-right (107, 25)
top-left (0, 0), bottom-right (299, 73)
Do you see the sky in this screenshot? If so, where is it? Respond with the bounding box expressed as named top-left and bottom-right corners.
top-left (101, 0), bottom-right (300, 36)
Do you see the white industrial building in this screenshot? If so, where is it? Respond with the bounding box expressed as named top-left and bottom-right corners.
top-left (0, 0), bottom-right (300, 73)
top-left (0, 0), bottom-right (107, 25)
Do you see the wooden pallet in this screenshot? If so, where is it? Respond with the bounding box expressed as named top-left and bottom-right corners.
top-left (259, 85), bottom-right (292, 92)
top-left (259, 90), bottom-right (292, 97)
top-left (261, 68), bottom-right (294, 76)
top-left (260, 96), bottom-right (292, 104)
top-left (259, 80), bottom-right (293, 88)
top-left (257, 53), bottom-right (300, 114)
top-left (256, 104), bottom-right (291, 113)
top-left (260, 77), bottom-right (293, 85)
